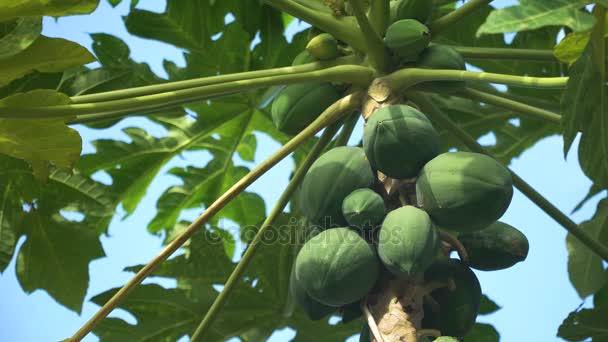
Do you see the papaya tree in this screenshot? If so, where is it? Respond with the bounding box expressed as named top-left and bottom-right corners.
top-left (0, 0), bottom-right (607, 341)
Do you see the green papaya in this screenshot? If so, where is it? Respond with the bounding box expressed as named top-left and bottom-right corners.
top-left (295, 228), bottom-right (380, 306)
top-left (363, 104), bottom-right (440, 179)
top-left (342, 188), bottom-right (386, 231)
top-left (306, 33), bottom-right (340, 60)
top-left (390, 0), bottom-right (433, 23)
top-left (384, 19), bottom-right (431, 62)
top-left (414, 45), bottom-right (466, 94)
top-left (300, 146), bottom-right (376, 227)
top-left (378, 206), bottom-right (439, 278)
top-left (271, 83), bottom-right (341, 135)
top-left (459, 221), bottom-right (529, 271)
top-left (292, 50), bottom-right (318, 66)
top-left (416, 152), bottom-right (513, 232)
top-left (289, 263), bottom-right (335, 320)
top-left (434, 337), bottom-right (459, 342)
top-left (423, 259), bottom-right (481, 338)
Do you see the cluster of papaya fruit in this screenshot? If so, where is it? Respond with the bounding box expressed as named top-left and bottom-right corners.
top-left (267, 0), bottom-right (531, 340)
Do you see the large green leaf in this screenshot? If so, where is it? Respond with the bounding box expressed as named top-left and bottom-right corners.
top-left (0, 36), bottom-right (95, 87)
top-left (566, 199), bottom-right (608, 299)
top-left (0, 16), bottom-right (42, 60)
top-left (16, 213), bottom-right (105, 313)
top-left (558, 285), bottom-right (608, 342)
top-left (0, 0), bottom-right (99, 22)
top-left (0, 90), bottom-right (81, 180)
top-left (0, 153), bottom-right (116, 310)
top-left (562, 10), bottom-right (608, 189)
top-left (477, 0), bottom-right (594, 36)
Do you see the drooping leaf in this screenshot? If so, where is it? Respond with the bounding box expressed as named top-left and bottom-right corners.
top-left (0, 90), bottom-right (81, 180)
top-left (465, 323), bottom-right (500, 342)
top-left (0, 36), bottom-right (95, 87)
top-left (0, 0), bottom-right (99, 22)
top-left (479, 294), bottom-right (501, 315)
top-left (562, 8), bottom-right (608, 189)
top-left (477, 0), bottom-right (594, 36)
top-left (566, 199), bottom-right (608, 299)
top-left (0, 16), bottom-right (42, 60)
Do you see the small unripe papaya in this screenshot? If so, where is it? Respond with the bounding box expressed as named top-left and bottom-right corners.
top-left (295, 228), bottom-right (380, 306)
top-left (459, 221), bottom-right (529, 271)
top-left (289, 263), bottom-right (335, 320)
top-left (414, 45), bottom-right (466, 94)
top-left (306, 33), bottom-right (340, 60)
top-left (342, 301), bottom-right (363, 323)
top-left (390, 0), bottom-right (433, 23)
top-left (423, 259), bottom-right (481, 338)
top-left (434, 337), bottom-right (459, 342)
top-left (416, 152), bottom-right (513, 232)
top-left (300, 146), bottom-right (376, 227)
top-left (342, 188), bottom-right (386, 231)
top-left (363, 104), bottom-right (441, 179)
top-left (378, 206), bottom-right (439, 278)
top-left (384, 19), bottom-right (431, 62)
top-left (271, 83), bottom-right (340, 135)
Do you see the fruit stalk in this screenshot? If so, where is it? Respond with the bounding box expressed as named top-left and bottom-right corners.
top-left (68, 92), bottom-right (364, 342)
top-left (348, 0), bottom-right (391, 71)
top-left (0, 65), bottom-right (374, 119)
top-left (452, 46), bottom-right (558, 62)
top-left (408, 91), bottom-right (608, 262)
top-left (429, 0), bottom-right (493, 35)
top-left (455, 87), bottom-right (561, 124)
top-left (262, 0), bottom-right (367, 51)
top-left (71, 55), bottom-right (361, 104)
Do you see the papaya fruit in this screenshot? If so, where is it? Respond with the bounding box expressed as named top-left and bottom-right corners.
top-left (300, 146), bottom-right (376, 227)
top-left (459, 221), bottom-right (529, 271)
top-left (295, 227), bottom-right (380, 306)
top-left (384, 19), bottom-right (431, 62)
top-left (390, 0), bottom-right (433, 23)
top-left (434, 337), bottom-right (459, 342)
top-left (378, 206), bottom-right (439, 278)
top-left (414, 45), bottom-right (466, 94)
top-left (292, 50), bottom-right (318, 66)
top-left (342, 188), bottom-right (386, 231)
top-left (363, 104), bottom-right (440, 179)
top-left (306, 33), bottom-right (340, 60)
top-left (416, 152), bottom-right (513, 232)
top-left (289, 263), bottom-right (335, 320)
top-left (271, 83), bottom-right (340, 135)
top-left (423, 258), bottom-right (481, 338)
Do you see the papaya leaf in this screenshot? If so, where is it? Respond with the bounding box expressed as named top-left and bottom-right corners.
top-left (465, 323), bottom-right (500, 342)
top-left (566, 199), bottom-right (608, 299)
top-left (554, 31), bottom-right (591, 65)
top-left (0, 36), bottom-right (95, 87)
top-left (572, 184), bottom-right (605, 214)
top-left (0, 90), bottom-right (81, 180)
top-left (16, 213), bottom-right (105, 313)
top-left (558, 307), bottom-right (608, 341)
top-left (0, 16), bottom-right (42, 60)
top-left (477, 0), bottom-right (594, 36)
top-left (479, 294), bottom-right (501, 315)
top-left (0, 179), bottom-right (22, 273)
top-left (0, 0), bottom-right (99, 22)
top-left (562, 12), bottom-right (608, 189)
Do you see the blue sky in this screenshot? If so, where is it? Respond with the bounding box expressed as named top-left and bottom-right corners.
top-left (0, 1), bottom-right (603, 341)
